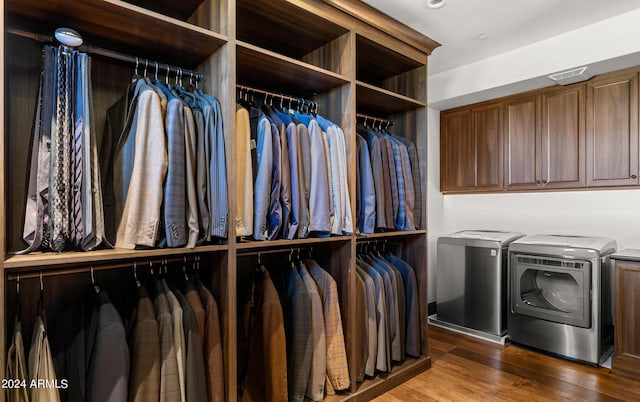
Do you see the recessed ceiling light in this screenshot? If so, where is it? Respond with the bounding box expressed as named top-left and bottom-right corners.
top-left (476, 33), bottom-right (489, 40)
top-left (426, 0), bottom-right (446, 9)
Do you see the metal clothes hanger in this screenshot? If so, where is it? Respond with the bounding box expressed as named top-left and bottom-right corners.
top-left (183, 256), bottom-right (190, 281)
top-left (133, 261), bottom-right (141, 288)
top-left (90, 265), bottom-right (100, 294)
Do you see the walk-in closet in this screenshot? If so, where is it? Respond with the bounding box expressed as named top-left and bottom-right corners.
top-left (1, 1), bottom-right (438, 401)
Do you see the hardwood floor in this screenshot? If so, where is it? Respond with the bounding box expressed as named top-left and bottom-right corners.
top-left (373, 325), bottom-right (640, 401)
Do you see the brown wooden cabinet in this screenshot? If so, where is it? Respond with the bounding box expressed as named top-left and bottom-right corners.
top-left (441, 109), bottom-right (473, 191)
top-left (503, 85), bottom-right (585, 191)
top-left (439, 66), bottom-right (640, 194)
top-left (612, 258), bottom-right (640, 381)
top-left (504, 94), bottom-right (540, 190)
top-left (541, 84), bottom-right (585, 189)
top-left (586, 71), bottom-right (639, 187)
top-left (440, 102), bottom-right (503, 192)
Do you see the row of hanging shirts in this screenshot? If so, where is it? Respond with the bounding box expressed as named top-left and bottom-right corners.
top-left (235, 87), bottom-right (353, 242)
top-left (356, 117), bottom-right (422, 235)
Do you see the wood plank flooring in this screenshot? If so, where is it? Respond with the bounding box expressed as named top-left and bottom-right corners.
top-left (373, 325), bottom-right (640, 401)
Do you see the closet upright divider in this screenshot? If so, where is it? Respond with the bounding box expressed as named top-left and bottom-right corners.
top-left (2, 0), bottom-right (438, 401)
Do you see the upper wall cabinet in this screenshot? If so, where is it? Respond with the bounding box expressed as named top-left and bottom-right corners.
top-left (440, 102), bottom-right (503, 192)
top-left (440, 65), bottom-right (640, 194)
top-left (540, 84), bottom-right (585, 189)
top-left (498, 85), bottom-right (585, 191)
top-left (441, 109), bottom-right (473, 191)
top-left (586, 71), bottom-right (639, 187)
top-left (504, 94), bottom-right (540, 190)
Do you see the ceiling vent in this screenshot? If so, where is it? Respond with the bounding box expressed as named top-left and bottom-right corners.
top-left (548, 67), bottom-right (593, 85)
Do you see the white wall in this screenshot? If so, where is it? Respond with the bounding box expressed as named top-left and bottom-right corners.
top-left (429, 8), bottom-right (640, 110)
top-left (426, 9), bottom-right (640, 304)
top-left (427, 112), bottom-right (640, 303)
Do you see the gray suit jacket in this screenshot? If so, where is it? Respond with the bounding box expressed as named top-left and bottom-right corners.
top-left (285, 267), bottom-right (313, 402)
top-left (253, 114), bottom-right (273, 240)
top-left (162, 97), bottom-right (187, 247)
top-left (114, 80), bottom-right (168, 248)
top-left (306, 119), bottom-right (331, 235)
top-left (357, 267), bottom-right (378, 376)
top-left (87, 291), bottom-right (130, 402)
top-left (299, 265), bottom-right (326, 401)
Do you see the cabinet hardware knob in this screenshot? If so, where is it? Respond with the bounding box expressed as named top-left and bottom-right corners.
top-left (632, 175), bottom-right (638, 179)
top-left (536, 180), bottom-right (541, 184)
top-left (542, 179), bottom-right (548, 184)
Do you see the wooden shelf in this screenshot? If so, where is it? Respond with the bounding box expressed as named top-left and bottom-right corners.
top-left (237, 41), bottom-right (350, 97)
top-left (325, 357), bottom-right (432, 401)
top-left (4, 244), bottom-right (229, 269)
top-left (357, 34), bottom-right (424, 86)
top-left (236, 235), bottom-right (352, 251)
top-left (124, 0), bottom-right (204, 22)
top-left (357, 230), bottom-right (427, 240)
top-left (237, 0), bottom-right (349, 60)
top-left (356, 81), bottom-right (426, 115)
top-left (6, 0), bottom-right (227, 67)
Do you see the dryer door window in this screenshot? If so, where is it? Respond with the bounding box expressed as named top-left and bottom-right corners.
top-left (512, 255), bottom-right (591, 328)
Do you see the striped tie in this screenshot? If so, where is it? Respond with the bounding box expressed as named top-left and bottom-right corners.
top-left (72, 52), bottom-right (84, 247)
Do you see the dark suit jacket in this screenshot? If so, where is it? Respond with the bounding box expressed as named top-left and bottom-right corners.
top-left (285, 267), bottom-right (312, 402)
top-left (386, 253), bottom-right (421, 357)
top-left (100, 87), bottom-right (131, 242)
top-left (51, 295), bottom-right (89, 402)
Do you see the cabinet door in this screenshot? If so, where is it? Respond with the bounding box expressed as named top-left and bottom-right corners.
top-left (440, 109), bottom-right (474, 191)
top-left (541, 85), bottom-right (585, 189)
top-left (586, 72), bottom-right (639, 187)
top-left (505, 95), bottom-right (540, 189)
top-left (613, 260), bottom-right (640, 380)
top-left (473, 103), bottom-right (503, 190)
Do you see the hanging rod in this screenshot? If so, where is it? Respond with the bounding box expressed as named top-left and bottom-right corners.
top-left (237, 245), bottom-right (315, 258)
top-left (356, 113), bottom-right (394, 128)
top-left (6, 254), bottom-right (202, 281)
top-left (7, 27), bottom-right (204, 82)
top-left (237, 84), bottom-right (319, 112)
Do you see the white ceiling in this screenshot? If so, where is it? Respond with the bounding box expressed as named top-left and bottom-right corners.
top-left (362, 0), bottom-right (640, 75)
